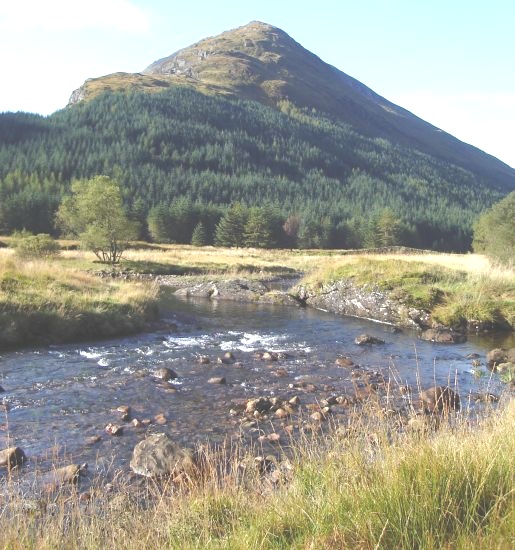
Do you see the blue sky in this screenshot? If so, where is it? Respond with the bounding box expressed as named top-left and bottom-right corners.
top-left (1, 0), bottom-right (514, 167)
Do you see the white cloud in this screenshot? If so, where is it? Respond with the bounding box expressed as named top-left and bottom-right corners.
top-left (392, 91), bottom-right (515, 168)
top-left (0, 0), bottom-right (150, 33)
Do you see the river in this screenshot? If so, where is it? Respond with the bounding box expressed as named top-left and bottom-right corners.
top-left (0, 291), bottom-right (512, 484)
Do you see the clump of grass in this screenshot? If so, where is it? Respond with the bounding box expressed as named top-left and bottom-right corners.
top-left (0, 252), bottom-right (159, 349)
top-left (304, 256), bottom-right (515, 329)
top-left (1, 399), bottom-right (513, 549)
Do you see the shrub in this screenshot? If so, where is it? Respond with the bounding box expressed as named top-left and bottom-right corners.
top-left (12, 232), bottom-right (60, 259)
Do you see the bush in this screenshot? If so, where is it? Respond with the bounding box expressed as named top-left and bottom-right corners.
top-left (12, 232), bottom-right (60, 259)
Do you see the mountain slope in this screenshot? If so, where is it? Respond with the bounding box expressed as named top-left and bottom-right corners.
top-left (0, 22), bottom-right (514, 251)
top-left (70, 21), bottom-right (515, 190)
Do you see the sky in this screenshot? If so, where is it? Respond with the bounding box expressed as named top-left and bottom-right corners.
top-left (1, 0), bottom-right (514, 167)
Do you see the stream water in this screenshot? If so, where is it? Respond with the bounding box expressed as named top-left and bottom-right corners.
top-left (0, 291), bottom-right (513, 484)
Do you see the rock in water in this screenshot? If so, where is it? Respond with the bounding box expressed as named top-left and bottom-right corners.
top-left (130, 433), bottom-right (197, 478)
top-left (486, 348), bottom-right (515, 370)
top-left (0, 447), bottom-right (26, 468)
top-left (419, 329), bottom-right (466, 344)
top-left (419, 386), bottom-right (460, 413)
top-left (154, 367), bottom-right (178, 381)
top-left (354, 334), bottom-right (385, 345)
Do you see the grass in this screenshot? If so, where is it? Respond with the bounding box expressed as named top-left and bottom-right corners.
top-left (1, 397), bottom-right (513, 549)
top-left (1, 242), bottom-right (513, 348)
top-left (0, 251), bottom-right (159, 349)
top-left (302, 255), bottom-right (515, 330)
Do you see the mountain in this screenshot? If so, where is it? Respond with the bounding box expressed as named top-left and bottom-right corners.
top-left (1, 21), bottom-right (514, 251)
top-left (70, 21), bottom-right (515, 190)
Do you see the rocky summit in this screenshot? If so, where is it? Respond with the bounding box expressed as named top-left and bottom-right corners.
top-left (69, 21), bottom-right (514, 189)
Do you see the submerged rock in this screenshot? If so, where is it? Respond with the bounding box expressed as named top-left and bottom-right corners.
top-left (130, 433), bottom-right (197, 478)
top-left (419, 329), bottom-right (466, 344)
top-left (355, 334), bottom-right (385, 345)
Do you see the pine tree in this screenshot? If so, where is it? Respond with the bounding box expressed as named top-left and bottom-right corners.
top-left (244, 208), bottom-right (274, 248)
top-left (214, 203), bottom-right (248, 247)
top-left (191, 221), bottom-right (208, 246)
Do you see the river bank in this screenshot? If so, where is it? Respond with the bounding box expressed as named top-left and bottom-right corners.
top-left (1, 395), bottom-right (513, 549)
top-left (1, 245), bottom-right (513, 350)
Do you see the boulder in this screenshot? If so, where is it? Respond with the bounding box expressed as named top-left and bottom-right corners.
top-left (130, 433), bottom-right (197, 478)
top-left (0, 446), bottom-right (26, 468)
top-left (208, 376), bottom-right (226, 384)
top-left (419, 329), bottom-right (466, 344)
top-left (154, 367), bottom-right (178, 381)
top-left (43, 463), bottom-right (87, 491)
top-left (486, 348), bottom-right (515, 370)
top-left (354, 334), bottom-right (385, 345)
top-left (419, 386), bottom-right (460, 413)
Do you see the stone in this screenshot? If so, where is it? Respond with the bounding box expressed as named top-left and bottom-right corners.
top-left (154, 367), bottom-right (178, 381)
top-left (486, 348), bottom-right (515, 370)
top-left (154, 413), bottom-right (167, 425)
top-left (0, 385), bottom-right (4, 393)
top-left (130, 433), bottom-right (197, 478)
top-left (131, 418), bottom-right (143, 428)
top-left (419, 329), bottom-right (466, 344)
top-left (43, 463), bottom-right (87, 491)
top-left (275, 408), bottom-right (289, 419)
top-left (0, 447), bottom-right (26, 468)
top-left (105, 423), bottom-right (123, 436)
top-left (84, 435), bottom-right (101, 446)
top-left (197, 355), bottom-right (210, 364)
top-left (310, 411), bottom-right (325, 422)
top-left (354, 334), bottom-right (385, 345)
top-left (419, 386), bottom-right (460, 413)
top-left (262, 352), bottom-right (278, 362)
top-left (335, 357), bottom-right (354, 367)
top-left (288, 395), bottom-right (300, 406)
top-left (208, 376), bottom-right (226, 384)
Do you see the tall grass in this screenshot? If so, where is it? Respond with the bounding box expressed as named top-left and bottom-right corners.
top-left (0, 251), bottom-right (159, 349)
top-left (1, 400), bottom-right (513, 549)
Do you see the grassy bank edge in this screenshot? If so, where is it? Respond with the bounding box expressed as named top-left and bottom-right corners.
top-left (0, 255), bottom-right (160, 350)
top-left (2, 399), bottom-right (513, 549)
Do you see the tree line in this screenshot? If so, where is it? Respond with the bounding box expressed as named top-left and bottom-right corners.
top-left (0, 87), bottom-right (512, 251)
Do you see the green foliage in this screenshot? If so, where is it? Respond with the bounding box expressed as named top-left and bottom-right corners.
top-left (472, 191), bottom-right (515, 264)
top-left (56, 176), bottom-right (139, 263)
top-left (11, 232), bottom-right (60, 259)
top-left (0, 88), bottom-right (513, 250)
top-left (215, 203), bottom-right (249, 247)
top-left (243, 208), bottom-right (275, 248)
top-left (191, 222), bottom-right (208, 246)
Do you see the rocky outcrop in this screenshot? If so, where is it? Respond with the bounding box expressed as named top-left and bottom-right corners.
top-left (354, 334), bottom-right (385, 345)
top-left (295, 281), bottom-right (431, 329)
top-left (130, 433), bottom-right (197, 478)
top-left (174, 279), bottom-right (301, 306)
